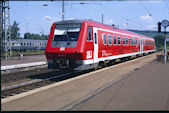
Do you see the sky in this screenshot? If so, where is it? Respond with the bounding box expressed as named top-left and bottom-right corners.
top-left (9, 0), bottom-right (169, 37)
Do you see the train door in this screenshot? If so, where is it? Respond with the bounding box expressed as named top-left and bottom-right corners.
top-left (93, 27), bottom-right (99, 63)
top-left (140, 37), bottom-right (143, 54)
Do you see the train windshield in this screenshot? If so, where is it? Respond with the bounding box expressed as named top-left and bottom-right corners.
top-left (51, 24), bottom-right (81, 47)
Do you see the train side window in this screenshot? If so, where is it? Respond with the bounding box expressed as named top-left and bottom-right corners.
top-left (122, 37), bottom-right (125, 45)
top-left (94, 33), bottom-right (97, 44)
top-left (87, 28), bottom-right (92, 42)
top-left (24, 43), bottom-right (26, 45)
top-left (108, 34), bottom-right (112, 45)
top-left (113, 35), bottom-right (116, 45)
top-left (117, 36), bottom-right (121, 45)
top-left (134, 39), bottom-right (136, 45)
top-left (129, 38), bottom-right (131, 45)
top-left (21, 43), bottom-right (22, 46)
top-left (146, 41), bottom-right (147, 45)
top-left (117, 36), bottom-right (120, 45)
top-left (126, 37), bottom-right (128, 45)
top-left (131, 38), bottom-right (133, 45)
top-left (103, 33), bottom-right (107, 45)
top-left (136, 39), bottom-right (137, 45)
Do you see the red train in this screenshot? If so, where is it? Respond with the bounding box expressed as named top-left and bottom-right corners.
top-left (45, 20), bottom-right (155, 71)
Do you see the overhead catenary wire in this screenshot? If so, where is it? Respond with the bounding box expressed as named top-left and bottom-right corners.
top-left (139, 0), bottom-right (152, 17)
top-left (119, 2), bottom-right (145, 29)
top-left (138, 0), bottom-right (159, 30)
top-left (67, 3), bottom-right (100, 21)
top-left (95, 1), bottom-right (145, 30)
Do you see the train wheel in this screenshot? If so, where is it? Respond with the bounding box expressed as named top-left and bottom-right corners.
top-left (106, 60), bottom-right (115, 66)
top-left (98, 61), bottom-right (106, 69)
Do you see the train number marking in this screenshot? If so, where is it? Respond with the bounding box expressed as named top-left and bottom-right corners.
top-left (86, 50), bottom-right (92, 59)
top-left (102, 50), bottom-right (112, 57)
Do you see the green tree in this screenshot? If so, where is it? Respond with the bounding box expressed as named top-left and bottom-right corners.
top-left (24, 32), bottom-right (49, 40)
top-left (11, 21), bottom-right (20, 39)
top-left (153, 34), bottom-right (169, 49)
top-left (24, 32), bottom-right (31, 39)
top-left (154, 35), bottom-right (164, 48)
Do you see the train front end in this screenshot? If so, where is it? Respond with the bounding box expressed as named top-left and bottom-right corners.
top-left (45, 20), bottom-right (87, 71)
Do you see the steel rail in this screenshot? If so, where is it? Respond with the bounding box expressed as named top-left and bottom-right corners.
top-left (1, 72), bottom-right (71, 92)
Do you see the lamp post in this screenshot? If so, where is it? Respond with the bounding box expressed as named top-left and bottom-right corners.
top-left (161, 20), bottom-right (169, 64)
top-left (62, 0), bottom-right (64, 21)
top-left (43, 2), bottom-right (102, 22)
top-left (42, 0), bottom-right (64, 21)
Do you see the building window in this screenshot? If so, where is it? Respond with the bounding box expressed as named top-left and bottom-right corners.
top-left (117, 36), bottom-right (121, 45)
top-left (103, 33), bottom-right (106, 45)
top-left (113, 35), bottom-right (116, 45)
top-left (87, 28), bottom-right (92, 42)
top-left (108, 34), bottom-right (112, 45)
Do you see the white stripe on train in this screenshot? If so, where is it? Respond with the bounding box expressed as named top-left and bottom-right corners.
top-left (76, 49), bottom-right (155, 65)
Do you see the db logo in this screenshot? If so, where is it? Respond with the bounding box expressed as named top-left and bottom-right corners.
top-left (86, 50), bottom-right (92, 59)
top-left (60, 47), bottom-right (65, 51)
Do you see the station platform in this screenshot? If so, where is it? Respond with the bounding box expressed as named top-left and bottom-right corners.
top-left (1, 53), bottom-right (169, 111)
top-left (1, 55), bottom-right (47, 71)
top-left (73, 60), bottom-right (169, 110)
top-left (1, 55), bottom-right (46, 66)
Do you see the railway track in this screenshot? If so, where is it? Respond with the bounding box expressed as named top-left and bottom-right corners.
top-left (1, 54), bottom-right (143, 99)
top-left (0, 67), bottom-right (108, 99)
top-left (1, 67), bottom-right (53, 84)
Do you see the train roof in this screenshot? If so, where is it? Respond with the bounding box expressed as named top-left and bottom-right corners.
top-left (11, 39), bottom-right (48, 42)
top-left (55, 19), bottom-right (91, 25)
top-left (84, 20), bottom-right (154, 40)
top-left (55, 19), bottom-right (154, 40)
